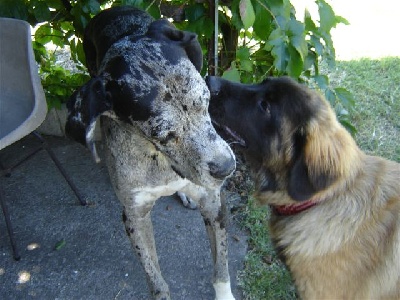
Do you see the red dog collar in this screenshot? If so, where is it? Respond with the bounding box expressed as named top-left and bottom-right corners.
top-left (271, 200), bottom-right (317, 216)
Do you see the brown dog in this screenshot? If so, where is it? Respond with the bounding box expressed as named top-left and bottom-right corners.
top-left (206, 76), bottom-right (400, 299)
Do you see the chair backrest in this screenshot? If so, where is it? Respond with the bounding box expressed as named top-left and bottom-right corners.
top-left (0, 18), bottom-right (47, 150)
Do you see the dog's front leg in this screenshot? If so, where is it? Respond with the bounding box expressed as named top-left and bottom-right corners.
top-left (123, 198), bottom-right (170, 300)
top-left (199, 189), bottom-right (235, 300)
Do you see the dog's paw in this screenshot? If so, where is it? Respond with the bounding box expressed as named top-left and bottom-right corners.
top-left (176, 192), bottom-right (197, 209)
top-left (214, 281), bottom-right (235, 300)
top-left (155, 295), bottom-right (170, 300)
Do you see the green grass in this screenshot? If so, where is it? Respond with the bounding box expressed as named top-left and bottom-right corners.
top-left (239, 200), bottom-right (297, 300)
top-left (239, 57), bottom-right (400, 299)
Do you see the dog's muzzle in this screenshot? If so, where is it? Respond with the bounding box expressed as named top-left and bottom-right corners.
top-left (208, 154), bottom-right (236, 180)
top-left (205, 75), bottom-right (221, 96)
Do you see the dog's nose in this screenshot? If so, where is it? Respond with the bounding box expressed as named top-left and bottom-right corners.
top-left (205, 76), bottom-right (221, 96)
top-left (208, 155), bottom-right (236, 180)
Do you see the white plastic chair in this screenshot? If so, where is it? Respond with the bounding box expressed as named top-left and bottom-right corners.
top-left (0, 18), bottom-right (86, 260)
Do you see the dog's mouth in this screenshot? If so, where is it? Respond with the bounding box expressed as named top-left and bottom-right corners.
top-left (212, 120), bottom-right (247, 148)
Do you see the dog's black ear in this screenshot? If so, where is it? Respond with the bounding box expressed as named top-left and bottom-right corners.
top-left (288, 92), bottom-right (361, 201)
top-left (177, 30), bottom-right (203, 72)
top-left (288, 154), bottom-right (335, 201)
top-left (147, 19), bottom-right (203, 72)
top-left (65, 77), bottom-right (112, 162)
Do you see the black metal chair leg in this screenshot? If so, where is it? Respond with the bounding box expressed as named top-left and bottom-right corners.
top-left (0, 133), bottom-right (87, 260)
top-left (32, 132), bottom-right (87, 206)
top-left (0, 183), bottom-right (20, 261)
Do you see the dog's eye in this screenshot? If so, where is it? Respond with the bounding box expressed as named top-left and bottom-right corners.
top-left (258, 99), bottom-right (270, 114)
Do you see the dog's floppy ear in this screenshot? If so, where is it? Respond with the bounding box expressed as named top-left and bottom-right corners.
top-left (147, 19), bottom-right (203, 72)
top-left (65, 77), bottom-right (112, 163)
top-left (288, 152), bottom-right (337, 201)
top-left (288, 94), bottom-right (360, 201)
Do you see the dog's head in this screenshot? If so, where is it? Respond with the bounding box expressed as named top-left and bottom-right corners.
top-left (66, 11), bottom-right (235, 188)
top-left (83, 6), bottom-right (154, 76)
top-left (207, 76), bottom-right (360, 203)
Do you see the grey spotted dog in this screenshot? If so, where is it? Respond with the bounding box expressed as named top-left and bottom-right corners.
top-left (66, 6), bottom-right (236, 300)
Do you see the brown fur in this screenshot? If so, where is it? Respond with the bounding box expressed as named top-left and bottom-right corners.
top-left (207, 76), bottom-right (400, 299)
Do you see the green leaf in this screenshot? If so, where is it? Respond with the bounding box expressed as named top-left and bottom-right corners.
top-left (82, 0), bottom-right (100, 14)
top-left (54, 239), bottom-right (66, 250)
top-left (76, 40), bottom-right (86, 66)
top-left (144, 3), bottom-right (161, 18)
top-left (222, 62), bottom-right (241, 82)
top-left (0, 0), bottom-right (28, 20)
top-left (268, 0), bottom-right (291, 19)
top-left (286, 45), bottom-right (303, 78)
top-left (318, 0), bottom-right (336, 32)
top-left (325, 88), bottom-right (336, 106)
top-left (286, 46), bottom-right (303, 78)
top-left (267, 27), bottom-right (288, 47)
top-left (70, 3), bottom-right (90, 35)
top-left (253, 1), bottom-right (272, 40)
top-left (304, 9), bottom-right (317, 32)
top-left (35, 24), bottom-right (52, 44)
top-left (313, 74), bottom-right (329, 90)
top-left (335, 15), bottom-right (350, 26)
top-left (334, 87), bottom-right (355, 110)
top-left (230, 0), bottom-right (244, 29)
top-left (202, 17), bottom-right (215, 38)
top-left (310, 35), bottom-right (324, 56)
top-left (271, 44), bottom-right (289, 73)
top-left (338, 119), bottom-right (357, 135)
top-left (304, 50), bottom-right (317, 71)
top-left (60, 21), bottom-right (74, 32)
top-left (185, 16), bottom-right (214, 38)
top-left (240, 60), bottom-right (254, 72)
top-left (32, 41), bottom-right (47, 62)
top-left (239, 0), bottom-right (255, 30)
top-left (321, 34), bottom-right (336, 66)
top-left (267, 28), bottom-right (289, 73)
top-left (185, 3), bottom-right (205, 22)
top-left (287, 19), bottom-right (307, 61)
top-left (236, 47), bottom-right (251, 61)
top-left (33, 1), bottom-right (51, 22)
top-left (51, 28), bottom-right (66, 48)
top-left (70, 73), bottom-right (90, 86)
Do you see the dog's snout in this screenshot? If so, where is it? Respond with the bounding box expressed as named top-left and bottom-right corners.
top-left (208, 155), bottom-right (236, 180)
top-left (205, 76), bottom-right (221, 96)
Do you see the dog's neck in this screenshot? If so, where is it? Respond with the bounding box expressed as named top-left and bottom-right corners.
top-left (271, 199), bottom-right (317, 216)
